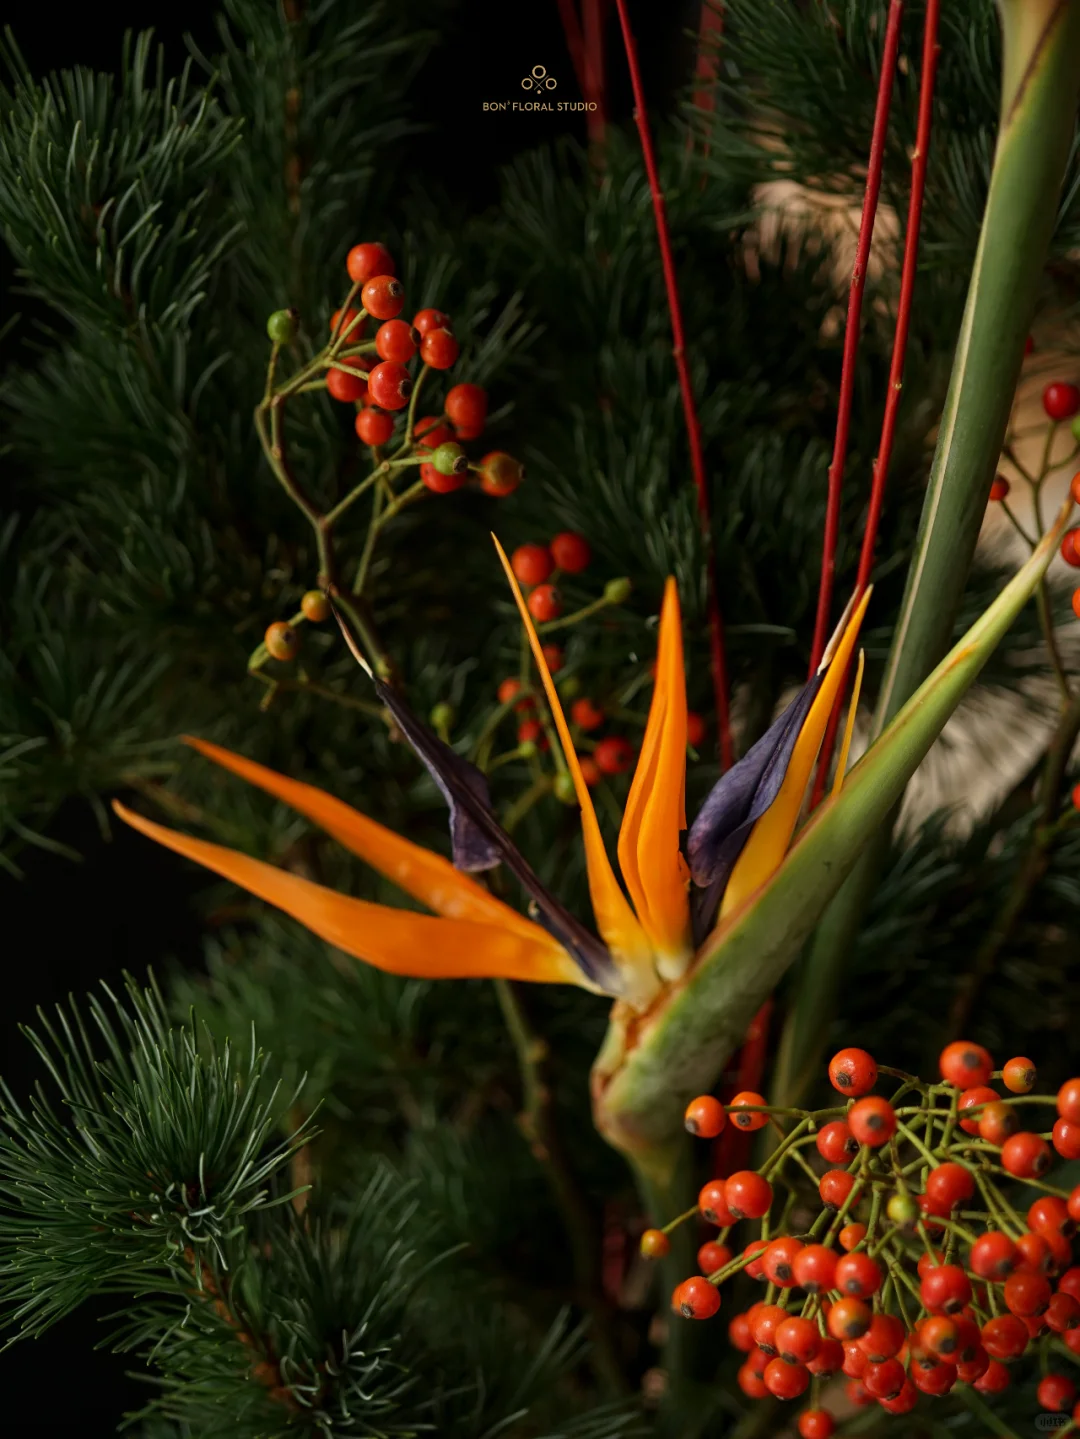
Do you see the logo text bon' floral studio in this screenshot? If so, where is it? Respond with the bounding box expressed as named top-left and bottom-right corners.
top-left (482, 65), bottom-right (598, 113)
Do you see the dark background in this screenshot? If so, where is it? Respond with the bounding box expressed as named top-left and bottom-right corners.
top-left (1, 1), bottom-right (693, 1431)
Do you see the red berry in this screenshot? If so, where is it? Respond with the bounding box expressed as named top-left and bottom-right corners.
top-left (842, 1341), bottom-right (868, 1377)
top-left (847, 1096), bottom-right (895, 1147)
top-left (762, 1237), bottom-right (804, 1288)
top-left (1062, 529), bottom-right (1080, 566)
top-left (412, 308), bottom-right (452, 337)
top-left (981, 1313), bottom-right (1029, 1359)
top-left (919, 1315), bottom-right (958, 1358)
top-left (478, 452), bottom-right (524, 498)
top-left (374, 319), bottom-right (418, 363)
top-left (1059, 1078), bottom-right (1080, 1123)
top-left (420, 327), bottom-right (459, 370)
top-left (264, 621), bottom-right (298, 661)
top-left (939, 1040), bottom-right (993, 1088)
top-left (326, 366), bottom-right (367, 402)
top-left (775, 1315), bottom-right (820, 1365)
top-left (697, 1179), bottom-right (734, 1227)
top-left (1043, 381), bottom-right (1080, 421)
top-left (978, 1100), bottom-right (1019, 1145)
top-left (415, 416), bottom-right (454, 449)
top-left (912, 1357), bottom-right (958, 1395)
top-left (791, 1244), bottom-right (838, 1294)
top-left (844, 1378), bottom-right (873, 1407)
top-left (1038, 1374), bottom-right (1077, 1412)
top-left (367, 360), bottom-right (412, 410)
top-left (1073, 588), bottom-right (1080, 621)
top-left (1029, 1195), bottom-right (1074, 1238)
top-left (970, 1231), bottom-right (1018, 1281)
top-left (749, 1302), bottom-right (787, 1354)
top-left (1004, 1266), bottom-right (1051, 1316)
top-left (816, 1121), bottom-right (858, 1164)
top-left (819, 1170), bottom-right (856, 1210)
top-left (331, 306), bottom-right (364, 338)
top-left (684, 1095), bottom-right (726, 1138)
top-left (917, 1248), bottom-right (945, 1278)
top-left (1056, 1117), bottom-right (1080, 1159)
top-left (763, 1356), bottom-right (809, 1400)
top-left (361, 275), bottom-right (405, 321)
top-left (640, 1228), bottom-right (670, 1259)
top-left (578, 755), bottom-right (601, 787)
top-left (729, 1091), bottom-right (768, 1131)
top-left (355, 408), bottom-right (394, 446)
top-left (541, 643), bottom-right (563, 672)
top-left (989, 476), bottom-right (1010, 501)
top-left (511, 543), bottom-right (553, 587)
top-left (956, 1346), bottom-right (990, 1383)
top-left (1001, 1130), bottom-right (1051, 1178)
top-left (878, 1381), bottom-right (917, 1414)
top-left (549, 531), bottom-right (592, 572)
top-left (346, 242), bottom-right (395, 285)
top-left (827, 1297), bottom-right (871, 1341)
top-left (974, 1359), bottom-right (1010, 1394)
top-left (856, 1313), bottom-right (904, 1361)
top-left (839, 1223), bottom-right (866, 1252)
top-left (445, 383), bottom-right (487, 439)
top-left (925, 1162), bottom-right (975, 1211)
top-left (1046, 1292), bottom-right (1080, 1333)
top-left (728, 1312), bottom-right (754, 1352)
top-left (834, 1252), bottom-right (882, 1299)
top-left (697, 1240), bottom-right (731, 1274)
top-left (742, 1239), bottom-right (769, 1280)
top-left (828, 1047), bottom-right (877, 1096)
top-left (806, 1339), bottom-right (843, 1379)
top-left (737, 1360), bottom-right (767, 1399)
top-left (517, 719), bottom-right (543, 746)
top-left (527, 584), bottom-right (561, 623)
top-left (1002, 1055), bottom-right (1036, 1093)
top-left (1072, 470), bottom-right (1080, 505)
top-left (797, 1410), bottom-right (835, 1439)
top-left (686, 712), bottom-right (707, 748)
top-left (724, 1171), bottom-right (773, 1221)
top-left (571, 697), bottom-right (605, 732)
top-left (671, 1276), bottom-right (720, 1320)
top-left (861, 1357), bottom-right (905, 1400)
top-left (920, 1264), bottom-right (971, 1314)
top-left (958, 1085), bottom-right (998, 1134)
top-left (594, 736), bottom-right (635, 777)
top-left (420, 461), bottom-right (465, 495)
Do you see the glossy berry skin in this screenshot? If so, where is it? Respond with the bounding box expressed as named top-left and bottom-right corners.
top-left (839, 1223), bottom-right (866, 1251)
top-left (444, 383), bottom-right (487, 439)
top-left (737, 1363), bottom-right (767, 1400)
top-left (1072, 470), bottom-right (1080, 505)
top-left (541, 643), bottom-right (562, 671)
top-left (920, 1316), bottom-right (958, 1358)
top-left (729, 1091), bottom-right (768, 1131)
top-left (355, 408), bottom-right (394, 447)
top-left (920, 1264), bottom-right (971, 1315)
top-left (775, 1315), bottom-right (820, 1365)
top-left (847, 1096), bottom-right (895, 1147)
top-left (420, 462), bottom-right (466, 495)
top-left (416, 416), bottom-right (455, 450)
top-left (331, 306), bottom-right (363, 338)
top-left (981, 1313), bottom-right (1029, 1359)
top-left (827, 1297), bottom-right (871, 1341)
top-left (878, 1382), bottom-right (917, 1415)
top-left (728, 1313), bottom-right (754, 1352)
top-left (1001, 1130), bottom-right (1052, 1178)
top-left (374, 319), bottom-right (418, 362)
top-left (300, 590), bottom-right (330, 623)
top-left (346, 242), bottom-right (395, 285)
top-left (886, 1191), bottom-right (918, 1224)
top-left (844, 1378), bottom-right (872, 1407)
top-left (550, 531), bottom-right (592, 572)
top-left (925, 1162), bottom-right (975, 1210)
top-left (686, 711), bottom-right (707, 748)
top-left (816, 1121), bottom-right (857, 1163)
top-left (579, 755), bottom-right (601, 787)
top-left (517, 720), bottom-right (543, 747)
top-left (974, 1360), bottom-right (1010, 1394)
top-left (828, 1047), bottom-right (877, 1096)
top-left (511, 543), bottom-right (553, 587)
top-left (1038, 1374), bottom-right (1077, 1412)
top-left (1054, 1117), bottom-right (1080, 1159)
top-left (326, 366), bottom-right (367, 402)
top-left (266, 308), bottom-right (298, 344)
top-left (684, 1095), bottom-right (726, 1138)
top-left (797, 1411), bottom-right (834, 1439)
top-left (762, 1237), bottom-right (804, 1288)
top-left (431, 442), bottom-right (467, 477)
top-left (956, 1347), bottom-right (990, 1383)
top-left (697, 1241), bottom-right (731, 1275)
top-left (862, 1358), bottom-right (905, 1400)
top-left (977, 1100), bottom-right (1019, 1144)
top-left (1059, 1078), bottom-right (1080, 1123)
top-left (671, 1276), bottom-right (720, 1319)
top-left (763, 1357), bottom-right (809, 1400)
top-left (842, 1342), bottom-right (867, 1378)
top-left (594, 736), bottom-right (635, 776)
top-left (571, 698), bottom-right (605, 732)
top-left (1043, 381), bottom-right (1080, 421)
top-left (940, 1040), bottom-right (994, 1088)
top-left (1073, 588), bottom-right (1080, 621)
top-left (917, 1248), bottom-right (945, 1278)
top-left (1046, 1292), bottom-right (1080, 1333)
top-left (361, 276), bottom-right (405, 321)
top-left (792, 1244), bottom-right (837, 1294)
top-left (856, 1313), bottom-right (904, 1361)
top-left (806, 1339), bottom-right (843, 1379)
top-left (835, 1252), bottom-right (882, 1299)
top-left (958, 1085), bottom-right (998, 1134)
top-left (1004, 1267), bottom-right (1051, 1316)
top-left (724, 1171), bottom-right (772, 1220)
top-left (989, 476), bottom-right (1010, 501)
top-left (970, 1231), bottom-right (1018, 1281)
top-left (1017, 1231), bottom-right (1053, 1273)
top-left (742, 1239), bottom-right (769, 1280)
top-left (749, 1303), bottom-right (787, 1354)
top-left (819, 1169), bottom-right (856, 1209)
top-left (478, 452), bottom-right (524, 497)
top-left (367, 361), bottom-right (412, 410)
top-left (412, 308), bottom-right (452, 337)
top-left (420, 327), bottom-right (459, 370)
top-left (526, 584), bottom-right (561, 622)
top-left (1029, 1195), bottom-right (1074, 1238)
top-left (1002, 1055), bottom-right (1036, 1092)
top-left (697, 1180), bottom-right (734, 1227)
top-left (640, 1228), bottom-right (669, 1259)
top-left (264, 621), bottom-right (298, 661)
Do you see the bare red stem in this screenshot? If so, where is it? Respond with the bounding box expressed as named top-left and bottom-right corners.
top-left (810, 0), bottom-right (940, 809)
top-left (690, 0), bottom-right (724, 145)
top-left (613, 0), bottom-right (734, 768)
top-left (807, 0), bottom-right (905, 676)
top-left (582, 0), bottom-right (609, 148)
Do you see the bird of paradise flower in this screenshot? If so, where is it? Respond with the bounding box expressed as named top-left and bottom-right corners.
top-left (114, 539), bottom-right (870, 1013)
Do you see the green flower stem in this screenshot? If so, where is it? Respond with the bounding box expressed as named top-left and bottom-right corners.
top-left (400, 363), bottom-right (431, 449)
top-left (537, 591), bottom-right (621, 633)
top-left (773, 0), bottom-right (1080, 1109)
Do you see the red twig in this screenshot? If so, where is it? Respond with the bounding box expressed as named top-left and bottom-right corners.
top-left (810, 0), bottom-right (940, 809)
top-left (807, 0), bottom-right (905, 676)
top-left (690, 0), bottom-right (724, 137)
top-left (556, 0), bottom-right (588, 91)
top-left (613, 0), bottom-right (734, 768)
top-left (582, 0), bottom-right (609, 148)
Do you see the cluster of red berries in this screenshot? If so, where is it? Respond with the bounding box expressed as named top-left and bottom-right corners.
top-left (263, 590), bottom-right (331, 662)
top-left (510, 532), bottom-right (593, 623)
top-left (638, 1044), bottom-right (1080, 1431)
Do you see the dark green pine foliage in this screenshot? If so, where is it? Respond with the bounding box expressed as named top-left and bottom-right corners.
top-left (1, 0), bottom-right (1079, 1431)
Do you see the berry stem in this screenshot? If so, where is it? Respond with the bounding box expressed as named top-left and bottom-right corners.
top-left (612, 0), bottom-right (733, 770)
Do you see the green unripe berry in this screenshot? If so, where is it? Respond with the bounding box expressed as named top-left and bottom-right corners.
top-left (518, 739), bottom-right (538, 759)
top-left (603, 577), bottom-right (632, 605)
top-left (553, 772), bottom-right (576, 805)
top-left (558, 675), bottom-right (581, 699)
top-left (1072, 414), bottom-right (1080, 444)
top-left (886, 1192), bottom-right (919, 1226)
top-left (429, 701), bottom-right (455, 735)
top-left (267, 308), bottom-right (299, 344)
top-left (431, 441), bottom-right (468, 477)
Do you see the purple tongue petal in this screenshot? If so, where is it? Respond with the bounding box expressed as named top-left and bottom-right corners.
top-left (688, 674), bottom-right (825, 936)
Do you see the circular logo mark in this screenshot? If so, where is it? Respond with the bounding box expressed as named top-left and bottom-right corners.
top-left (521, 64), bottom-right (557, 91)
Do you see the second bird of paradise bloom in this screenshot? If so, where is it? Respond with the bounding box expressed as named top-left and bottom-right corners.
top-left (114, 538), bottom-right (870, 1014)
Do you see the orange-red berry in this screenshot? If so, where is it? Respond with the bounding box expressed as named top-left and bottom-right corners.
top-left (698, 1240), bottom-right (732, 1275)
top-left (1062, 529), bottom-right (1080, 567)
top-left (1054, 1117), bottom-right (1080, 1159)
top-left (579, 755), bottom-right (601, 787)
top-left (300, 590), bottom-right (330, 623)
top-left (684, 1095), bottom-right (726, 1138)
top-left (977, 1100), bottom-right (1019, 1144)
top-left (346, 242), bottom-right (394, 285)
top-left (367, 360), bottom-right (412, 410)
top-left (478, 452), bottom-right (523, 497)
top-left (264, 621), bottom-right (298, 661)
top-left (1037, 1374), bottom-right (1077, 1412)
top-left (415, 415), bottom-right (454, 449)
top-left (816, 1120), bottom-right (858, 1164)
top-left (763, 1356), bottom-right (809, 1400)
top-left (445, 383), bottom-right (487, 439)
top-left (1000, 1130), bottom-right (1051, 1178)
top-left (361, 275), bottom-right (405, 321)
top-left (355, 408), bottom-right (394, 447)
top-left (792, 1244), bottom-right (837, 1294)
top-left (330, 306), bottom-right (363, 337)
top-left (549, 531), bottom-right (592, 572)
top-left (970, 1231), bottom-right (1018, 1281)
top-left (1028, 1195), bottom-right (1074, 1238)
top-left (847, 1096), bottom-right (895, 1147)
top-left (827, 1297), bottom-right (871, 1341)
top-left (828, 1047), bottom-right (877, 1096)
top-left (724, 1171), bottom-right (772, 1221)
top-left (671, 1276), bottom-right (720, 1319)
top-left (729, 1091), bottom-right (768, 1131)
top-left (571, 697), bottom-right (605, 732)
top-left (594, 736), bottom-right (634, 776)
top-left (838, 1223), bottom-right (866, 1252)
top-left (1058, 1078), bottom-right (1080, 1123)
top-left (326, 366), bottom-right (367, 402)
top-left (527, 584), bottom-right (561, 622)
top-left (1004, 1267), bottom-right (1051, 1316)
top-left (920, 1264), bottom-right (971, 1315)
top-left (686, 712), bottom-right (707, 748)
top-left (981, 1313), bottom-right (1028, 1359)
top-left (412, 308), bottom-right (451, 337)
top-left (420, 461), bottom-right (465, 495)
top-left (762, 1237), bottom-right (804, 1288)
top-left (698, 1179), bottom-right (734, 1227)
top-left (939, 1040), bottom-right (994, 1088)
top-left (511, 543), bottom-right (553, 587)
top-left (420, 327), bottom-right (459, 370)
top-left (1002, 1056), bottom-right (1036, 1093)
top-left (819, 1170), bottom-right (856, 1210)
top-left (374, 319), bottom-right (418, 363)
top-left (835, 1252), bottom-right (882, 1299)
top-left (640, 1228), bottom-right (670, 1260)
top-left (925, 1162), bottom-right (975, 1210)
top-left (989, 476), bottom-right (1010, 501)
top-left (958, 1084), bottom-right (998, 1134)
top-left (797, 1410), bottom-right (835, 1439)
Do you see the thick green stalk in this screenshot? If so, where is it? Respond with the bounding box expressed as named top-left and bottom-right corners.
top-left (772, 0), bottom-right (1080, 1106)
